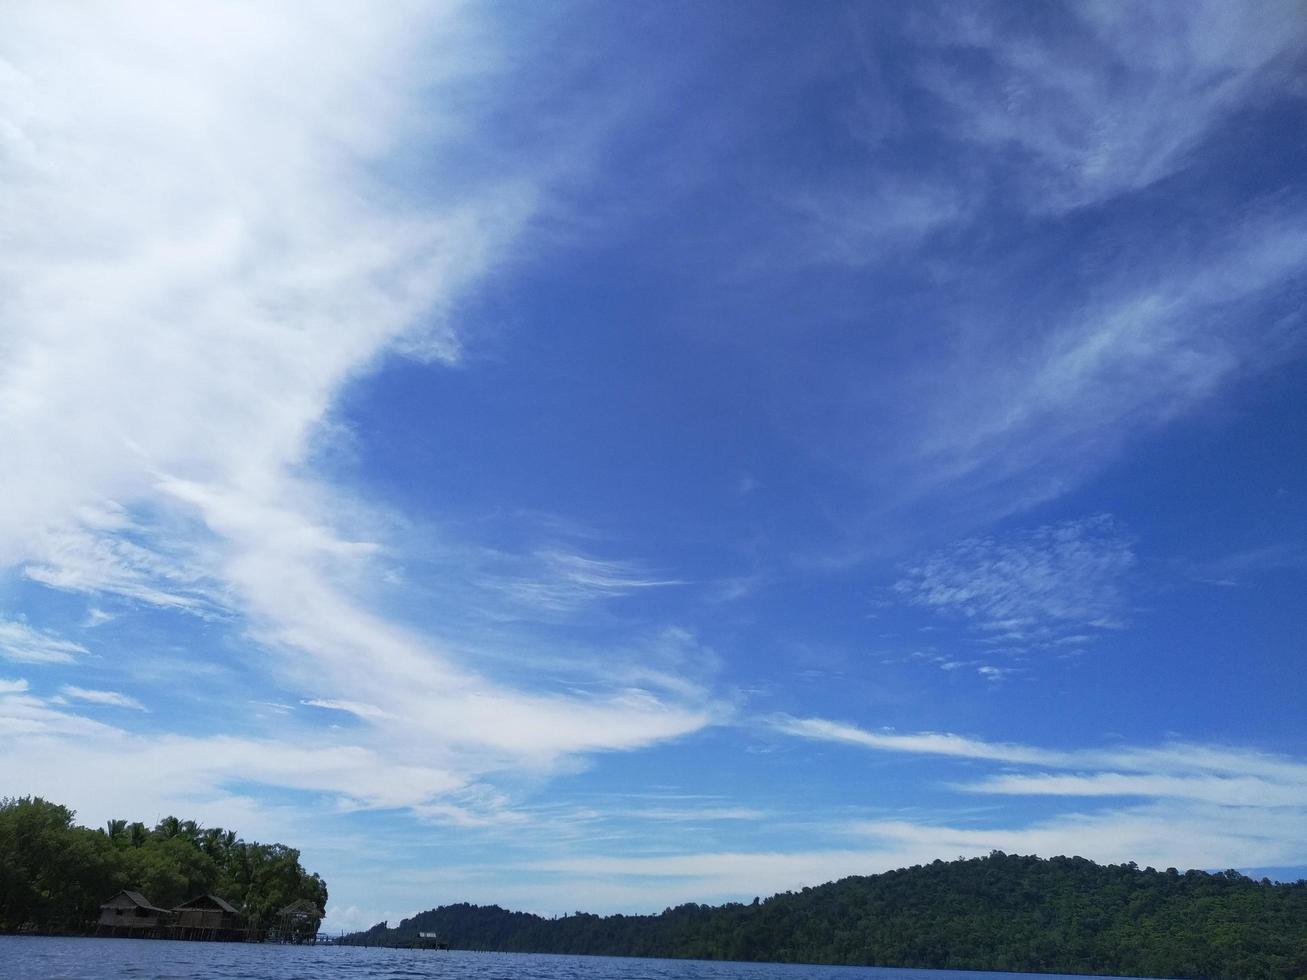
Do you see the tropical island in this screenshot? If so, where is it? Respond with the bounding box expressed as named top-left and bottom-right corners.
top-left (345, 852), bottom-right (1307, 980)
top-left (0, 796), bottom-right (326, 941)
top-left (8, 794), bottom-right (1307, 978)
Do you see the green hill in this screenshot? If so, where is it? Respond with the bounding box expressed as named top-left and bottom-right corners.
top-left (344, 852), bottom-right (1307, 979)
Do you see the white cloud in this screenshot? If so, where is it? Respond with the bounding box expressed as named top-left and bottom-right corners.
top-left (893, 515), bottom-right (1134, 645)
top-left (960, 772), bottom-right (1307, 808)
top-left (851, 805), bottom-right (1306, 872)
top-left (84, 608), bottom-right (115, 628)
top-left (505, 717), bottom-right (1307, 907)
top-left (60, 686), bottom-right (147, 712)
top-left (21, 506), bottom-right (220, 613)
top-left (301, 699), bottom-right (393, 722)
top-left (773, 716), bottom-right (1063, 766)
top-left (0, 698), bottom-right (466, 815)
top-left (0, 679), bottom-right (28, 694)
top-left (775, 714), bottom-right (1307, 830)
top-left (0, 693), bottom-right (120, 738)
top-left (916, 1), bottom-right (1307, 213)
top-left (1183, 541), bottom-right (1307, 588)
top-left (0, 619), bottom-right (87, 664)
top-left (323, 904), bottom-right (417, 934)
top-left (787, 177), bottom-right (967, 266)
top-left (481, 548), bottom-right (685, 616)
top-left (901, 204), bottom-right (1307, 517)
top-left (975, 665), bottom-right (1021, 683)
top-left (626, 806), bottom-right (768, 823)
top-left (775, 715), bottom-right (1307, 786)
top-left (0, 0), bottom-right (716, 823)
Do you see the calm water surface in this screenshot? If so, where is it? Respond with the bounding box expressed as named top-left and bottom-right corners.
top-left (0, 937), bottom-right (1162, 980)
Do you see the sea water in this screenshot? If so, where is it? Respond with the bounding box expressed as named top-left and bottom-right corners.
top-left (0, 937), bottom-right (1168, 980)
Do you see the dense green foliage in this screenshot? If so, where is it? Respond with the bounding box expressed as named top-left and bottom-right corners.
top-left (0, 796), bottom-right (327, 934)
top-left (345, 852), bottom-right (1307, 979)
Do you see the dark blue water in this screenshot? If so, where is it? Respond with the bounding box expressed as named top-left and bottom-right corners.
top-left (0, 937), bottom-right (1163, 980)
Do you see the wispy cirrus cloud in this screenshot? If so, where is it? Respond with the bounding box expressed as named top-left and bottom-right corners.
top-left (914, 0), bottom-right (1307, 213)
top-left (783, 6), bottom-right (1307, 524)
top-left (59, 686), bottom-right (146, 712)
top-left (0, 619), bottom-right (88, 665)
top-left (767, 0), bottom-right (1307, 269)
top-left (892, 515), bottom-right (1134, 647)
top-left (962, 772), bottom-right (1307, 809)
top-left (21, 503), bottom-right (221, 614)
top-left (786, 177), bottom-right (968, 267)
top-left (625, 806), bottom-right (767, 823)
top-left (751, 713), bottom-right (1307, 894)
top-left (481, 548), bottom-right (685, 616)
top-left (774, 715), bottom-right (1307, 808)
top-left (1182, 541), bottom-right (1307, 588)
top-left (774, 716), bottom-right (1061, 766)
top-left (898, 204), bottom-right (1307, 517)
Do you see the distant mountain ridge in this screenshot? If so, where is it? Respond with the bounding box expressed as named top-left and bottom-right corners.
top-left (343, 852), bottom-right (1307, 979)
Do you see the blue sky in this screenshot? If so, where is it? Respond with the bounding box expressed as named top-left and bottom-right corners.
top-left (2, 1), bottom-right (1306, 931)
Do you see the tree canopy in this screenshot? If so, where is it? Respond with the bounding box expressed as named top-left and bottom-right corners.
top-left (344, 852), bottom-right (1307, 980)
top-left (0, 796), bottom-right (326, 934)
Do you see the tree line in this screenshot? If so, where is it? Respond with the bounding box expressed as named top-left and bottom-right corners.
top-left (0, 796), bottom-right (327, 934)
top-left (345, 852), bottom-right (1307, 980)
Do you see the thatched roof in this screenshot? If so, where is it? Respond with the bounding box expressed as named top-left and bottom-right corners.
top-left (278, 898), bottom-right (324, 917)
top-left (174, 893), bottom-right (240, 915)
top-left (100, 890), bottom-right (170, 914)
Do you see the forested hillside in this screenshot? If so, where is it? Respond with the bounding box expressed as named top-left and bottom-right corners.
top-left (346, 852), bottom-right (1307, 979)
top-left (0, 796), bottom-right (326, 933)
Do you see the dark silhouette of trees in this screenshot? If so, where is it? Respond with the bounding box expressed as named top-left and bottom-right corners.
top-left (344, 851), bottom-right (1307, 980)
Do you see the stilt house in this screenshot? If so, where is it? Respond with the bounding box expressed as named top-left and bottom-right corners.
top-left (172, 894), bottom-right (243, 935)
top-left (97, 891), bottom-right (171, 932)
top-left (272, 898), bottom-right (325, 943)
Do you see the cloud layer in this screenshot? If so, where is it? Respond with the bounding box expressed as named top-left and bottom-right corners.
top-left (1, 0), bottom-right (1303, 928)
top-left (0, 0), bottom-right (715, 827)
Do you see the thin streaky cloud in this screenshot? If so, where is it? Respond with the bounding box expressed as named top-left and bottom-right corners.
top-left (0, 619), bottom-right (88, 665)
top-left (773, 716), bottom-right (1062, 767)
top-left (481, 548), bottom-right (686, 615)
top-left (900, 207), bottom-right (1307, 516)
top-left (775, 716), bottom-right (1307, 790)
top-left (957, 772), bottom-right (1307, 808)
top-left (60, 685), bottom-right (147, 712)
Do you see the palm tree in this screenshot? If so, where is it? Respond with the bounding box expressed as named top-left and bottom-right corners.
top-left (200, 827), bottom-right (235, 859)
top-left (156, 815), bottom-right (184, 839)
top-left (128, 822), bottom-right (149, 847)
top-left (103, 818), bottom-right (127, 842)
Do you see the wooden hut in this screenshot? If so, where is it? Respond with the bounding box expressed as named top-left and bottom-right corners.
top-left (171, 894), bottom-right (246, 940)
top-left (270, 898), bottom-right (325, 944)
top-left (97, 891), bottom-right (171, 936)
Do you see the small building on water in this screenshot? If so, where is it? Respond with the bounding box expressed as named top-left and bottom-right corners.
top-left (171, 894), bottom-right (248, 940)
top-left (269, 898), bottom-right (325, 944)
top-left (97, 891), bottom-right (172, 936)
